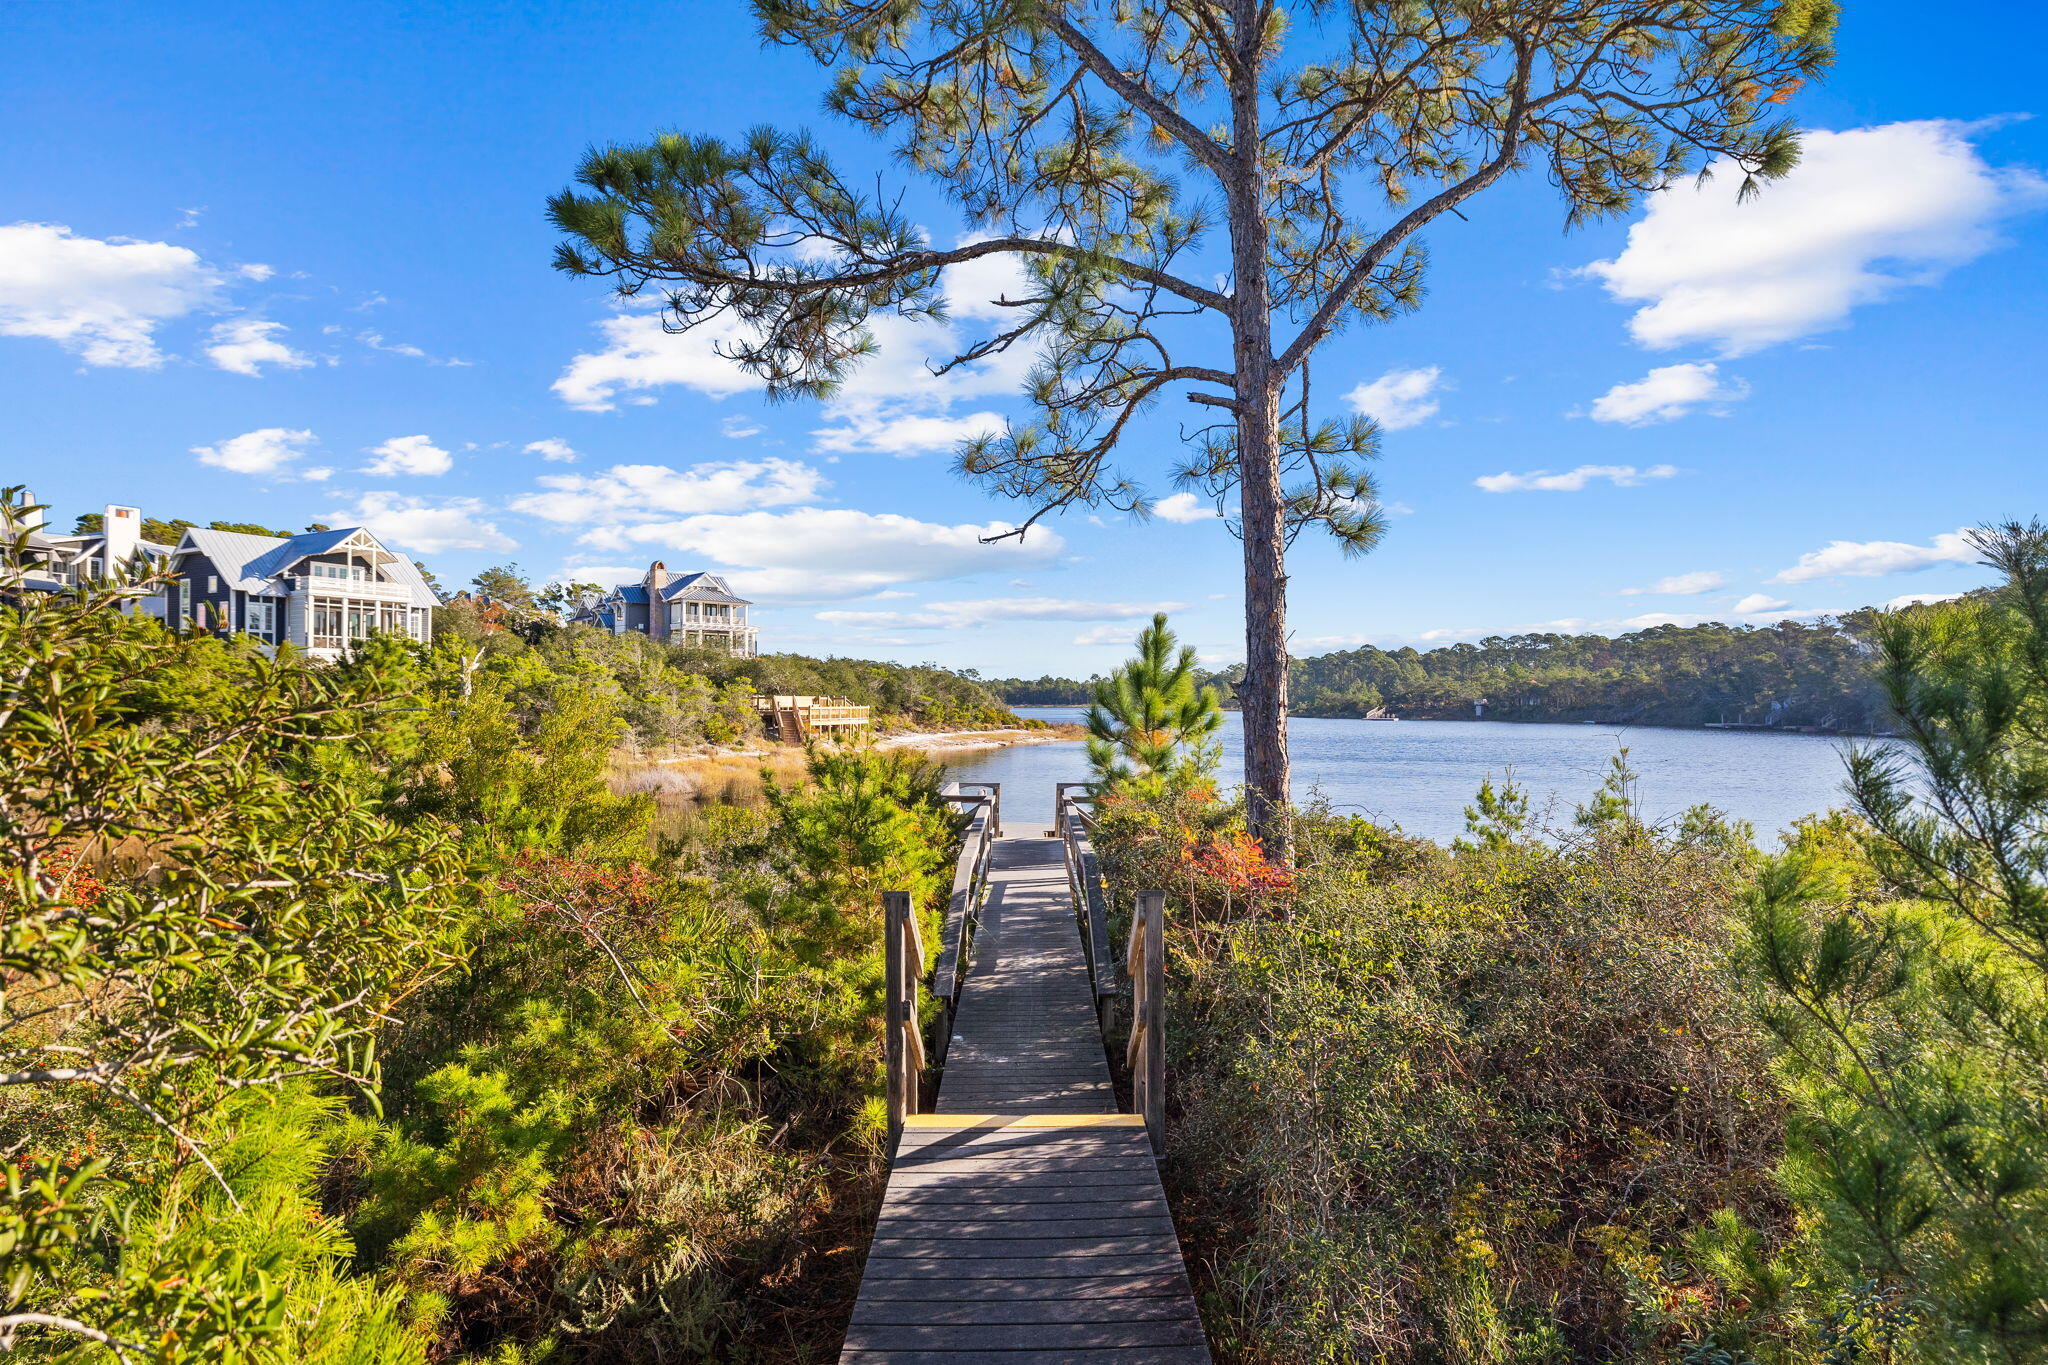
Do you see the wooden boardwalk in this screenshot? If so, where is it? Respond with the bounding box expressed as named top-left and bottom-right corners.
top-left (841, 836), bottom-right (1210, 1363)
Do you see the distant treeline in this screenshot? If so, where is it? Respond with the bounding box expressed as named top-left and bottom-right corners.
top-left (988, 606), bottom-right (1966, 732)
top-left (435, 599), bottom-right (1022, 741)
top-left (985, 674), bottom-right (1100, 706)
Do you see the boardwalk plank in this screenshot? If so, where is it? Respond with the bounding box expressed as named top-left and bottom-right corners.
top-left (852, 1296), bottom-right (1198, 1325)
top-left (843, 1321), bottom-right (1209, 1350)
top-left (842, 1351), bottom-right (1210, 1365)
top-left (840, 835), bottom-right (1209, 1363)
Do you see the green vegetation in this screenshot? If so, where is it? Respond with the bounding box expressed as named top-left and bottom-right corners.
top-left (20, 491), bottom-right (2048, 1364)
top-left (1, 492), bottom-right (967, 1362)
top-left (435, 565), bottom-right (1019, 740)
top-left (1082, 524), bottom-right (2048, 1362)
top-left (68, 513), bottom-right (301, 542)
top-left (1085, 614), bottom-right (1223, 797)
top-left (991, 606), bottom-right (1939, 732)
top-left (1098, 783), bottom-right (1776, 1361)
top-left (1725, 520), bottom-right (2048, 1360)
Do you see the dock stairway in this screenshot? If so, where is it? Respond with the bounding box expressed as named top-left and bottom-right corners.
top-left (841, 784), bottom-right (1208, 1363)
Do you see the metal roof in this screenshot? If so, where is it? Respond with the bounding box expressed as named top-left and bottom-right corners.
top-left (658, 571), bottom-right (749, 604)
top-left (176, 526), bottom-right (440, 609)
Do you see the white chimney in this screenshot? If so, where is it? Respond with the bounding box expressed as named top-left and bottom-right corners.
top-left (103, 505), bottom-right (141, 568)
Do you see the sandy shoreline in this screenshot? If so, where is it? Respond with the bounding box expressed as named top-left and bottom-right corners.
top-left (636, 723), bottom-right (1081, 768)
top-left (875, 726), bottom-right (1081, 755)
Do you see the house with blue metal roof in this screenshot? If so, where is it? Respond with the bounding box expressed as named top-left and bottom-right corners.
top-left (570, 560), bottom-right (757, 656)
top-left (162, 523), bottom-right (438, 658)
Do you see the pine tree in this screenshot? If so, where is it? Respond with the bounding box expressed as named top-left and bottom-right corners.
top-left (1738, 520), bottom-right (2048, 1359)
top-left (1086, 613), bottom-right (1223, 797)
top-left (546, 0), bottom-right (1832, 856)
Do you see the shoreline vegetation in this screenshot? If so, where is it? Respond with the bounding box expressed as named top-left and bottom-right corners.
top-left (991, 601), bottom-right (1971, 735)
top-left (7, 541), bottom-right (1012, 1363)
top-left (11, 517), bottom-right (2048, 1362)
top-left (611, 724), bottom-right (1085, 824)
top-left (1068, 528), bottom-right (2048, 1362)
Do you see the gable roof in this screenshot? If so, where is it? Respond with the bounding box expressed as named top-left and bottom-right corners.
top-left (176, 527), bottom-right (439, 609)
top-left (658, 571), bottom-right (748, 604)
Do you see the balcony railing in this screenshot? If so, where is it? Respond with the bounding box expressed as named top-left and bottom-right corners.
top-left (286, 573), bottom-right (416, 601)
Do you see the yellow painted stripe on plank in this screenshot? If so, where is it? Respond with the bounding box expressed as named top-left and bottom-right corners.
top-left (901, 1113), bottom-right (1146, 1129)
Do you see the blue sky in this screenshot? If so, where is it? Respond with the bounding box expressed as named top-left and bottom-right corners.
top-left (4, 0), bottom-right (2044, 674)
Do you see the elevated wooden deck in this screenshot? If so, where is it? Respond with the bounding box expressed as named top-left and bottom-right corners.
top-left (842, 835), bottom-right (1209, 1363)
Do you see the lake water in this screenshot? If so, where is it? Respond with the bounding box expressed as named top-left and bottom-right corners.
top-left (942, 708), bottom-right (1869, 844)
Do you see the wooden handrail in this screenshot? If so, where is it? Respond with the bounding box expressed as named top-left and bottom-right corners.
top-left (931, 792), bottom-right (995, 1007)
top-left (1126, 889), bottom-right (1166, 1153)
top-left (1054, 784), bottom-right (1115, 1037)
top-left (883, 889), bottom-right (922, 1143)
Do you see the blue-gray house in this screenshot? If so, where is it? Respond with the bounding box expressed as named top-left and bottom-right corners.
top-left (162, 524), bottom-right (438, 657)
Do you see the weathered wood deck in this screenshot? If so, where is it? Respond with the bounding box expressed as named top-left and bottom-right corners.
top-left (841, 837), bottom-right (1210, 1363)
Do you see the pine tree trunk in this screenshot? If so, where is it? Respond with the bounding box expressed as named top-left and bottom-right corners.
top-left (1225, 15), bottom-right (1290, 860)
top-left (1235, 352), bottom-right (1291, 858)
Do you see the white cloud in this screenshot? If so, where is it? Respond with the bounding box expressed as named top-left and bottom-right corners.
top-left (0, 222), bottom-right (226, 367)
top-left (204, 318), bottom-right (312, 376)
top-left (1585, 362), bottom-right (1747, 426)
top-left (814, 406), bottom-right (1009, 457)
top-left (1474, 463), bottom-right (1679, 493)
top-left (604, 507), bottom-right (1063, 600)
top-left (721, 415), bottom-right (762, 439)
top-left (1733, 592), bottom-right (1790, 613)
top-left (1622, 570), bottom-right (1727, 596)
top-left (331, 492), bottom-right (515, 554)
top-left (554, 564), bottom-right (645, 587)
top-left (1583, 120), bottom-right (2047, 356)
top-left (1072, 623), bottom-right (1151, 647)
top-left (358, 331), bottom-right (470, 366)
top-left (555, 242), bottom-right (1041, 458)
top-left (1344, 365), bottom-right (1445, 430)
top-left (1153, 492), bottom-right (1217, 523)
top-left (815, 597), bottom-right (1186, 629)
top-left (524, 438), bottom-right (579, 463)
top-left (302, 466), bottom-right (334, 482)
top-left (512, 457), bottom-right (829, 525)
top-left (1882, 591), bottom-right (1964, 609)
top-left (1773, 529), bottom-right (1976, 583)
top-left (192, 427), bottom-right (319, 476)
top-left (363, 434), bottom-right (453, 477)
top-left (1295, 633), bottom-right (1396, 651)
top-left (554, 309), bottom-right (777, 411)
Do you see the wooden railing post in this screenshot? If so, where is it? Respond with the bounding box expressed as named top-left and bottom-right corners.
top-left (883, 890), bottom-right (924, 1144)
top-left (1127, 889), bottom-right (1166, 1153)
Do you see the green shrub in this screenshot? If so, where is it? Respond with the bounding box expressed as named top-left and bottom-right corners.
top-left (1097, 786), bottom-right (1782, 1363)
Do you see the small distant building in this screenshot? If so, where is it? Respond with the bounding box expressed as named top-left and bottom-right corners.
top-left (161, 524), bottom-right (437, 659)
top-left (571, 561), bottom-right (758, 656)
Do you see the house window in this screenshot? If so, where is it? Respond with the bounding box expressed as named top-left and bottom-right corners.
top-left (312, 601), bottom-right (344, 650)
top-left (207, 575), bottom-right (219, 593)
top-left (409, 608), bottom-right (430, 640)
top-left (246, 599), bottom-right (276, 637)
